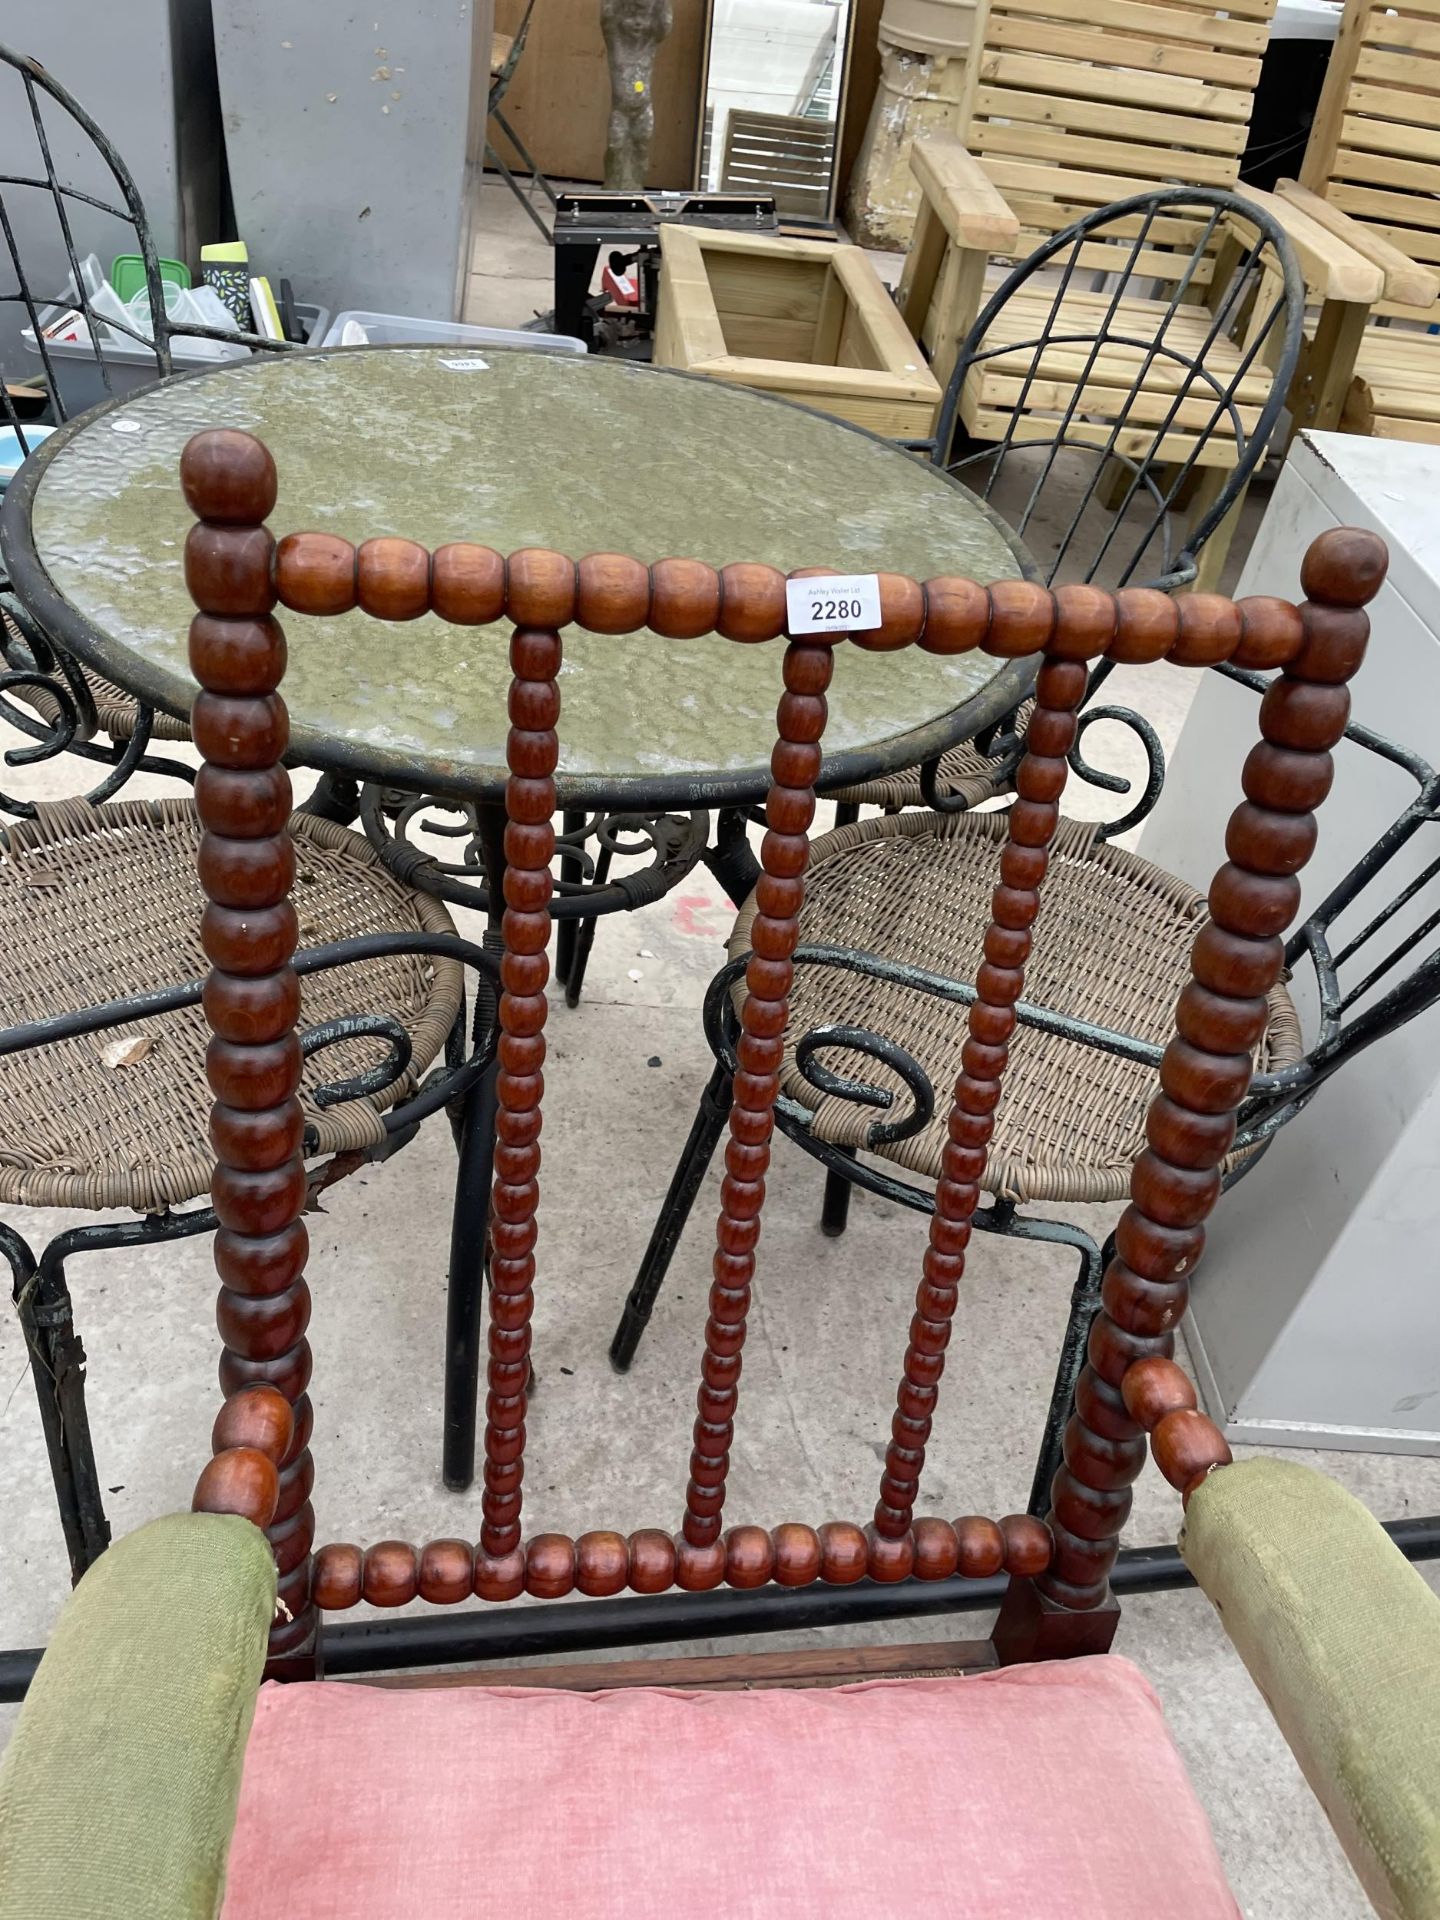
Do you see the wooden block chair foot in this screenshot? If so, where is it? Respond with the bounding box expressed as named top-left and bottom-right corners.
top-left (5, 431), bottom-right (1437, 1920)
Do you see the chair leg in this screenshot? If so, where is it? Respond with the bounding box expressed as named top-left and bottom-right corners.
top-left (443, 1058), bottom-right (500, 1491)
top-left (565, 841), bottom-right (612, 1010)
top-left (820, 1148), bottom-right (856, 1237)
top-left (833, 800), bottom-right (860, 830)
top-left (484, 138), bottom-right (553, 243)
top-left (610, 1062), bottom-right (733, 1371)
top-left (555, 809), bottom-right (586, 993)
top-left (1026, 1233), bottom-right (1107, 1518)
top-left (492, 108), bottom-right (559, 208)
top-left (1186, 467), bottom-right (1244, 594)
top-left (5, 1227), bottom-right (111, 1582)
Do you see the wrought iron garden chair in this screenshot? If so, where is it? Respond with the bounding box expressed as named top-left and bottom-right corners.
top-left (2, 437), bottom-right (1437, 1920)
top-left (828, 187), bottom-right (1306, 823)
top-left (612, 515), bottom-right (1440, 1533)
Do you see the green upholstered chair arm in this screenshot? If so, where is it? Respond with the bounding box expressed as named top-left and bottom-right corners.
top-left (0, 1512), bottom-right (276, 1920)
top-left (1182, 1457), bottom-right (1440, 1920)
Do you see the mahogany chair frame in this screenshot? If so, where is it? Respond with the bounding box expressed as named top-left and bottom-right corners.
top-left (153, 426), bottom-right (1402, 1687)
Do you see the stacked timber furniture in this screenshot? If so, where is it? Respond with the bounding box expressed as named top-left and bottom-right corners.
top-left (1281, 0), bottom-right (1440, 442)
top-left (2, 430), bottom-right (1438, 1920)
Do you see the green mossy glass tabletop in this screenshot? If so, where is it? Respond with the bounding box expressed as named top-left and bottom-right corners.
top-left (5, 347), bottom-right (1032, 804)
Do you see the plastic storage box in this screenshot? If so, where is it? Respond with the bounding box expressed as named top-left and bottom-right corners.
top-left (319, 310), bottom-right (586, 353)
top-left (22, 301), bottom-right (332, 418)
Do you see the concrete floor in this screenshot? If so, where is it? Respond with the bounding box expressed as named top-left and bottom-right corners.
top-left (2, 172), bottom-right (1437, 1918)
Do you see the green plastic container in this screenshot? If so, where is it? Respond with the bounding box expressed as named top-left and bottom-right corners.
top-left (109, 254), bottom-right (191, 302)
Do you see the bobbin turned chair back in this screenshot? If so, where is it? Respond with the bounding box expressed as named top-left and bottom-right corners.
top-left (178, 428), bottom-right (1387, 1669)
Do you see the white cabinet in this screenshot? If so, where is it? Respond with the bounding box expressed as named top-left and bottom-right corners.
top-left (1139, 431), bottom-right (1440, 1454)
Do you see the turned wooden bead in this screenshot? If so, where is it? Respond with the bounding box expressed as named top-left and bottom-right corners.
top-left (1136, 1144), bottom-right (1221, 1221)
top-left (1088, 1312), bottom-right (1175, 1385)
top-left (1121, 1355), bottom-right (1197, 1429)
top-left (1207, 863), bottom-right (1301, 939)
top-left (525, 1533), bottom-right (576, 1599)
top-left (1075, 1365), bottom-right (1141, 1442)
top-left (1173, 984), bottom-right (1268, 1063)
top-left (770, 1523), bottom-right (822, 1587)
top-left (771, 739), bottom-right (821, 790)
top-left (1000, 841), bottom-right (1048, 889)
top-left (1299, 526), bottom-right (1387, 609)
top-left (198, 831), bottom-right (296, 911)
top-left (203, 901), bottom-right (298, 978)
top-left (850, 573), bottom-right (925, 651)
top-left (502, 548), bottom-right (573, 627)
top-left (206, 1035), bottom-right (302, 1113)
top-left (311, 1542), bottom-right (362, 1609)
top-left (219, 1340), bottom-right (312, 1404)
top-left (1035, 657), bottom-right (1088, 710)
top-left (189, 613), bottom-right (287, 695)
top-left (954, 1515), bottom-right (1005, 1577)
top-left (215, 1220), bottom-right (308, 1295)
top-left (204, 972), bottom-right (302, 1050)
top-left (1225, 801), bottom-right (1317, 876)
top-left (1292, 601), bottom-right (1370, 685)
top-left (1049, 583), bottom-right (1115, 659)
top-left (1152, 1090), bottom-right (1244, 1159)
top-left (1191, 923), bottom-right (1283, 1000)
top-left (983, 580), bottom-right (1055, 656)
top-left (1008, 797), bottom-right (1059, 848)
top-left (1050, 1468), bottom-right (1132, 1542)
top-left (1110, 588), bottom-right (1179, 663)
top-left (724, 1524), bottom-right (774, 1588)
top-left (571, 552), bottom-right (646, 632)
top-left (1102, 1260), bottom-right (1189, 1338)
top-left (999, 1513), bottom-right (1053, 1576)
top-left (355, 537), bottom-right (430, 620)
top-left (215, 1276), bottom-right (309, 1356)
top-left (193, 1447), bottom-right (279, 1526)
top-left (185, 524), bottom-right (276, 618)
top-left (575, 1530), bottom-right (630, 1596)
top-left (272, 1444), bottom-right (314, 1519)
top-left (1260, 678), bottom-right (1350, 752)
top-left (474, 1549), bottom-right (527, 1602)
top-left (432, 543), bottom-right (506, 623)
top-left (362, 1540), bottom-right (418, 1607)
top-left (181, 427), bottom-right (278, 524)
top-left (651, 558), bottom-right (721, 637)
top-left (1242, 741), bottom-right (1334, 814)
top-left (817, 1520), bottom-right (868, 1583)
top-left (211, 1383), bottom-right (294, 1463)
top-left (1234, 596), bottom-right (1304, 669)
top-left (674, 1535), bottom-right (727, 1589)
top-left (919, 576), bottom-right (989, 653)
top-left (1022, 707), bottom-right (1076, 757)
top-left (268, 1504), bottom-right (315, 1576)
top-left (1158, 1040), bottom-right (1254, 1119)
top-left (866, 1525), bottom-right (916, 1582)
top-left (1170, 593), bottom-right (1241, 666)
top-left (274, 532), bottom-right (356, 615)
top-left (1063, 1414), bottom-right (1149, 1487)
top-left (775, 692), bottom-right (827, 745)
top-left (417, 1539), bottom-right (474, 1605)
top-left (912, 1516), bottom-right (959, 1580)
top-left (1015, 754), bottom-right (1069, 804)
top-left (628, 1529), bottom-right (677, 1594)
top-left (1152, 1407), bottom-right (1232, 1495)
top-left (192, 692), bottom-right (288, 769)
top-left (194, 764), bottom-right (293, 840)
top-left (511, 625), bottom-right (563, 680)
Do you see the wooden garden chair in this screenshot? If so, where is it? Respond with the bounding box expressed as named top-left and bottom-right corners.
top-left (1277, 0), bottom-right (1440, 443)
top-left (4, 430), bottom-right (1439, 1920)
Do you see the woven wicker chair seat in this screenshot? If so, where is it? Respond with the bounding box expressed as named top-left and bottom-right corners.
top-left (826, 702), bottom-right (1032, 811)
top-left (729, 810), bottom-right (1303, 1205)
top-left (0, 798), bottom-right (464, 1212)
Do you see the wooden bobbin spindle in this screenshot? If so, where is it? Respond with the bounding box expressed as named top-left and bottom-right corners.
top-left (872, 581), bottom-right (1075, 1574)
top-left (1033, 527), bottom-right (1387, 1617)
top-left (678, 633), bottom-right (835, 1579)
top-left (474, 621), bottom-right (563, 1582)
top-left (181, 426), bottom-right (316, 1658)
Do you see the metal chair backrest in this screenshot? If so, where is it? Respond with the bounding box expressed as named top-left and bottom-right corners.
top-left (1297, 0), bottom-right (1440, 323)
top-left (0, 38), bottom-right (291, 453)
top-left (934, 190), bottom-right (1305, 590)
top-left (957, 0), bottom-right (1278, 280)
top-left (178, 425), bottom-right (1385, 1673)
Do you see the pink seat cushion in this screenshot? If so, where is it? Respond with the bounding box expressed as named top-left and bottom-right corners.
top-left (221, 1655), bottom-right (1238, 1920)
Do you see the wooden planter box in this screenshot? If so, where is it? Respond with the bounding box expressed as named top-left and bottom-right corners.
top-left (654, 226), bottom-right (941, 440)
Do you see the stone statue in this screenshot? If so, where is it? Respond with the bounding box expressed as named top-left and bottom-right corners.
top-left (601, 0), bottom-right (673, 189)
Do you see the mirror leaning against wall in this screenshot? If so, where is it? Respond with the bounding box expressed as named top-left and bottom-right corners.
top-left (695, 0), bottom-right (855, 221)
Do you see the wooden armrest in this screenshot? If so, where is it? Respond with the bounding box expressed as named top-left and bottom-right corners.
top-left (1182, 1459), bottom-right (1440, 1920)
top-left (909, 133), bottom-right (1021, 257)
top-left (1234, 188), bottom-right (1383, 305)
top-left (1276, 178), bottom-right (1440, 311)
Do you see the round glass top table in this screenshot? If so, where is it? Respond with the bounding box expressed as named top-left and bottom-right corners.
top-left (1, 346), bottom-right (1035, 812)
